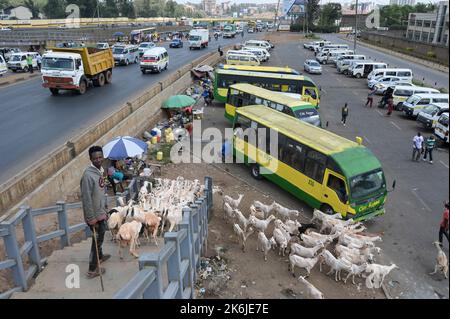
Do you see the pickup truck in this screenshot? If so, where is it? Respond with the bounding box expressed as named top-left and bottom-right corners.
top-left (41, 47), bottom-right (114, 95)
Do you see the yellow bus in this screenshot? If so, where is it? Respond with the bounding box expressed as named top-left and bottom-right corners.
top-left (218, 64), bottom-right (300, 75)
top-left (214, 68), bottom-right (320, 107)
top-left (225, 83), bottom-right (321, 126)
top-left (233, 105), bottom-right (393, 221)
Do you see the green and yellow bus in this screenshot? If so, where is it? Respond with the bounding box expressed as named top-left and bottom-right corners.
top-left (225, 83), bottom-right (321, 126)
top-left (214, 68), bottom-right (320, 107)
top-left (218, 64), bottom-right (301, 75)
top-left (233, 105), bottom-right (393, 221)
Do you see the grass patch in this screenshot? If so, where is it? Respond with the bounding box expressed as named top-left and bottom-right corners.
top-left (412, 79), bottom-right (425, 86)
top-left (305, 33), bottom-right (321, 40)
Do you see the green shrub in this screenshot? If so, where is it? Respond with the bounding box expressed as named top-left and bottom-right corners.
top-left (426, 51), bottom-right (437, 58)
top-left (405, 47), bottom-right (414, 52)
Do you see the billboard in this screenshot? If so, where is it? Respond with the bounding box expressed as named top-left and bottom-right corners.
top-left (282, 0), bottom-right (306, 17)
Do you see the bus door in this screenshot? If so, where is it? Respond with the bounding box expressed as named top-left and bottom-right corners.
top-left (302, 86), bottom-right (319, 107)
top-left (322, 170), bottom-right (349, 215)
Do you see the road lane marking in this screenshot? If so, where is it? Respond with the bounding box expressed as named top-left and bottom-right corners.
top-left (390, 121), bottom-right (402, 131)
top-left (376, 110), bottom-right (384, 116)
top-left (411, 188), bottom-right (432, 212)
top-left (440, 161), bottom-right (449, 169)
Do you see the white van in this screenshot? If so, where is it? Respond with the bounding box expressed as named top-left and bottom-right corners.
top-left (7, 52), bottom-right (39, 72)
top-left (416, 103), bottom-right (449, 128)
top-left (350, 61), bottom-right (387, 78)
top-left (393, 86), bottom-right (441, 110)
top-left (326, 50), bottom-right (355, 65)
top-left (113, 44), bottom-right (139, 66)
top-left (140, 47), bottom-right (169, 74)
top-left (368, 76), bottom-right (409, 89)
top-left (245, 40), bottom-right (271, 51)
top-left (316, 44), bottom-right (349, 54)
top-left (241, 47), bottom-right (270, 61)
top-left (0, 55), bottom-right (7, 76)
top-left (337, 56), bottom-right (367, 74)
top-left (311, 40), bottom-right (331, 51)
top-left (367, 68), bottom-right (413, 82)
top-left (402, 93), bottom-right (449, 118)
top-left (434, 112), bottom-right (449, 144)
top-left (226, 51), bottom-right (260, 66)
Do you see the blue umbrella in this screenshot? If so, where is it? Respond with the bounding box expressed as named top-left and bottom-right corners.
top-left (113, 31), bottom-right (125, 37)
top-left (102, 136), bottom-right (148, 160)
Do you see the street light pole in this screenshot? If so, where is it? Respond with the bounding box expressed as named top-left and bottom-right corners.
top-left (274, 0), bottom-right (281, 29)
top-left (354, 0), bottom-right (358, 53)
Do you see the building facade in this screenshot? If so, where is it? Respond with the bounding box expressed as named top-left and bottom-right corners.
top-left (406, 1), bottom-right (449, 46)
top-left (202, 0), bottom-right (217, 16)
top-left (390, 0), bottom-right (416, 6)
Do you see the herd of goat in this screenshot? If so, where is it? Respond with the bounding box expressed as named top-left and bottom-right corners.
top-left (101, 178), bottom-right (448, 299)
top-left (222, 194), bottom-right (399, 299)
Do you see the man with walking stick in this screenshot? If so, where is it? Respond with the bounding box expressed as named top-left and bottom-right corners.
top-left (81, 146), bottom-right (110, 281)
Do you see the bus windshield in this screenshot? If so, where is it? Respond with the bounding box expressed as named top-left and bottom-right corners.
top-left (349, 169), bottom-right (385, 200)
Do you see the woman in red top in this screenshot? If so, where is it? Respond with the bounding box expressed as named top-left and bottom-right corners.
top-left (439, 201), bottom-right (449, 246)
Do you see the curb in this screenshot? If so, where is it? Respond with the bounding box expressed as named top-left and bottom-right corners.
top-left (0, 73), bottom-right (40, 87)
top-left (338, 35), bottom-right (449, 74)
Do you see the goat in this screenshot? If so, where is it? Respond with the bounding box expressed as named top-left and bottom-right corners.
top-left (429, 241), bottom-right (448, 279)
top-left (343, 262), bottom-right (368, 285)
top-left (117, 220), bottom-right (142, 259)
top-left (300, 233), bottom-right (324, 248)
top-left (271, 228), bottom-right (288, 256)
top-left (318, 250), bottom-right (352, 281)
top-left (250, 204), bottom-right (265, 219)
top-left (338, 233), bottom-right (375, 249)
top-left (233, 208), bottom-right (250, 232)
top-left (223, 202), bottom-right (235, 223)
top-left (224, 194), bottom-right (244, 209)
top-left (256, 231), bottom-right (273, 261)
top-left (335, 244), bottom-right (374, 264)
top-left (233, 224), bottom-right (254, 252)
top-left (311, 208), bottom-right (342, 224)
top-left (142, 212), bottom-right (161, 246)
top-left (365, 263), bottom-right (398, 289)
top-left (253, 200), bottom-right (275, 219)
top-left (305, 230), bottom-right (338, 244)
top-left (249, 214), bottom-right (276, 233)
top-left (349, 233), bottom-right (383, 243)
top-left (289, 254), bottom-right (318, 277)
top-left (290, 242), bottom-right (323, 258)
top-left (298, 223), bottom-right (317, 235)
top-left (272, 202), bottom-right (302, 220)
top-left (298, 276), bottom-right (324, 299)
top-left (107, 212), bottom-right (124, 241)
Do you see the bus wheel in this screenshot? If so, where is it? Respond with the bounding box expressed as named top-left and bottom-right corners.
top-left (250, 164), bottom-right (262, 180)
top-left (321, 204), bottom-right (334, 215)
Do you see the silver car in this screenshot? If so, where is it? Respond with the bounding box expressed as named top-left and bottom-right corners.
top-left (304, 59), bottom-right (322, 74)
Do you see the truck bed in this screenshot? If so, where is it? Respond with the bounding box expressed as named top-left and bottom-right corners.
top-left (50, 47), bottom-right (114, 76)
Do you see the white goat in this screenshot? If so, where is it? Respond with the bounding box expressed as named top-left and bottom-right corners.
top-left (343, 262), bottom-right (368, 285)
top-left (256, 231), bottom-right (273, 261)
top-left (298, 276), bottom-right (324, 299)
top-left (289, 254), bottom-right (318, 277)
top-left (311, 209), bottom-right (342, 224)
top-left (338, 233), bottom-right (375, 249)
top-left (233, 224), bottom-right (254, 252)
top-left (300, 233), bottom-right (324, 247)
top-left (272, 202), bottom-right (302, 220)
top-left (224, 194), bottom-right (244, 209)
top-left (335, 244), bottom-right (374, 264)
top-left (253, 200), bottom-right (275, 219)
top-left (250, 204), bottom-right (265, 219)
top-left (318, 249), bottom-right (352, 281)
top-left (249, 214), bottom-right (276, 233)
top-left (223, 202), bottom-right (235, 223)
top-left (233, 209), bottom-right (250, 232)
top-left (365, 263), bottom-right (398, 289)
top-left (271, 228), bottom-right (288, 256)
top-left (290, 242), bottom-right (323, 258)
top-left (107, 212), bottom-right (124, 240)
top-left (429, 241), bottom-right (448, 279)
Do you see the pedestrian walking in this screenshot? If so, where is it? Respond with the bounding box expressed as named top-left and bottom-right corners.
top-left (386, 97), bottom-right (394, 116)
top-left (341, 103), bottom-right (349, 126)
top-left (438, 201), bottom-right (449, 247)
top-left (80, 146), bottom-right (110, 279)
top-left (422, 135), bottom-right (436, 164)
top-left (365, 88), bottom-right (376, 108)
top-left (412, 132), bottom-right (424, 161)
top-left (218, 45), bottom-right (223, 57)
top-left (26, 54), bottom-right (33, 74)
top-left (36, 54), bottom-right (42, 71)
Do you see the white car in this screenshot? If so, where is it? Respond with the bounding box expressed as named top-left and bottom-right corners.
top-left (303, 42), bottom-right (315, 49)
top-left (368, 76), bottom-right (406, 89)
top-left (304, 59), bottom-right (322, 74)
top-left (374, 81), bottom-right (416, 95)
top-left (138, 42), bottom-right (155, 57)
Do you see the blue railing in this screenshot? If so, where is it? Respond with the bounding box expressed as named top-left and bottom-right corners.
top-left (0, 176), bottom-right (212, 299)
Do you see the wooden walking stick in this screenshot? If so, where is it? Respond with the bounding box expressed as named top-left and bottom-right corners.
top-left (92, 225), bottom-right (105, 292)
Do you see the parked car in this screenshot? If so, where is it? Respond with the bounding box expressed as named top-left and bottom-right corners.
top-left (169, 39), bottom-right (183, 48)
top-left (368, 76), bottom-right (407, 89)
top-left (303, 42), bottom-right (315, 49)
top-left (374, 81), bottom-right (415, 95)
top-left (304, 59), bottom-right (322, 74)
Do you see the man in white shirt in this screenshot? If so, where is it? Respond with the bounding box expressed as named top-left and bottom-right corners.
top-left (412, 132), bottom-right (424, 162)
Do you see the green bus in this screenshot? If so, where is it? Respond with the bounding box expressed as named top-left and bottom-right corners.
top-left (214, 68), bottom-right (320, 107)
top-left (233, 105), bottom-right (394, 221)
top-left (225, 83), bottom-right (321, 126)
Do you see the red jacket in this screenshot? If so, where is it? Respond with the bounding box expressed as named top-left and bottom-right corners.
top-left (441, 209), bottom-right (449, 230)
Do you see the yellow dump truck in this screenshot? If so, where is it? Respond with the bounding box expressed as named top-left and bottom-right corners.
top-left (41, 47), bottom-right (114, 95)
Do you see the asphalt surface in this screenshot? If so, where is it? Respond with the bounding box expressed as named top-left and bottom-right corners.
top-left (321, 33), bottom-right (449, 91)
top-left (204, 40), bottom-right (449, 298)
top-left (0, 33), bottom-right (257, 184)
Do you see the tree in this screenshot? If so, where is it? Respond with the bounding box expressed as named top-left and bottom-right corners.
top-left (139, 0), bottom-right (160, 17)
top-left (118, 0), bottom-right (135, 18)
top-left (0, 0), bottom-right (9, 10)
top-left (380, 3), bottom-right (436, 28)
top-left (165, 0), bottom-right (175, 18)
top-left (305, 0), bottom-right (320, 29)
top-left (43, 0), bottom-right (66, 18)
top-left (23, 0), bottom-right (41, 19)
top-left (319, 2), bottom-right (341, 26)
top-left (71, 0), bottom-right (97, 18)
top-left (102, 0), bottom-right (119, 18)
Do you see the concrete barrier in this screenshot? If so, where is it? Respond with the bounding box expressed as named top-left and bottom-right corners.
top-left (1, 48), bottom-right (228, 217)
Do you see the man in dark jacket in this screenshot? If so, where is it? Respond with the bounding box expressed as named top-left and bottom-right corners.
top-left (80, 146), bottom-right (110, 278)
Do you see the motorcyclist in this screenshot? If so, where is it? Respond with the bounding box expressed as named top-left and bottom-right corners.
top-left (214, 33), bottom-right (219, 41)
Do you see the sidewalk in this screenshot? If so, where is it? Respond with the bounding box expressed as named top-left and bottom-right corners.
top-left (339, 35), bottom-right (449, 74)
top-left (0, 70), bottom-right (40, 86)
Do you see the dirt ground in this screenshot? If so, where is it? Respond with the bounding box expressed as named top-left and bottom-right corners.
top-left (162, 162), bottom-right (385, 299)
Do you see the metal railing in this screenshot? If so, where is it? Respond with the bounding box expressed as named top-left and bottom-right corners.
top-left (0, 176), bottom-right (212, 299)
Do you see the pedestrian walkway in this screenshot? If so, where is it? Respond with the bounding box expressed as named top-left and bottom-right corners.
top-left (0, 71), bottom-right (39, 87)
top-left (11, 233), bottom-right (163, 299)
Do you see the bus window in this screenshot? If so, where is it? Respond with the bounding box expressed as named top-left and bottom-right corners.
top-left (304, 149), bottom-right (326, 182)
top-left (327, 175), bottom-right (347, 203)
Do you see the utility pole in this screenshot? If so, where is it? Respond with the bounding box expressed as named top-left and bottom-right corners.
top-left (274, 0), bottom-right (281, 30)
top-left (354, 0), bottom-right (358, 53)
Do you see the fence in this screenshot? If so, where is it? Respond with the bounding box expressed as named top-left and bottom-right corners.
top-left (114, 176), bottom-right (212, 299)
top-left (0, 176), bottom-right (212, 299)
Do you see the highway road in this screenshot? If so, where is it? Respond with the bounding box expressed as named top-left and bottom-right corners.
top-left (0, 34), bottom-right (257, 185)
top-left (321, 33), bottom-right (449, 91)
